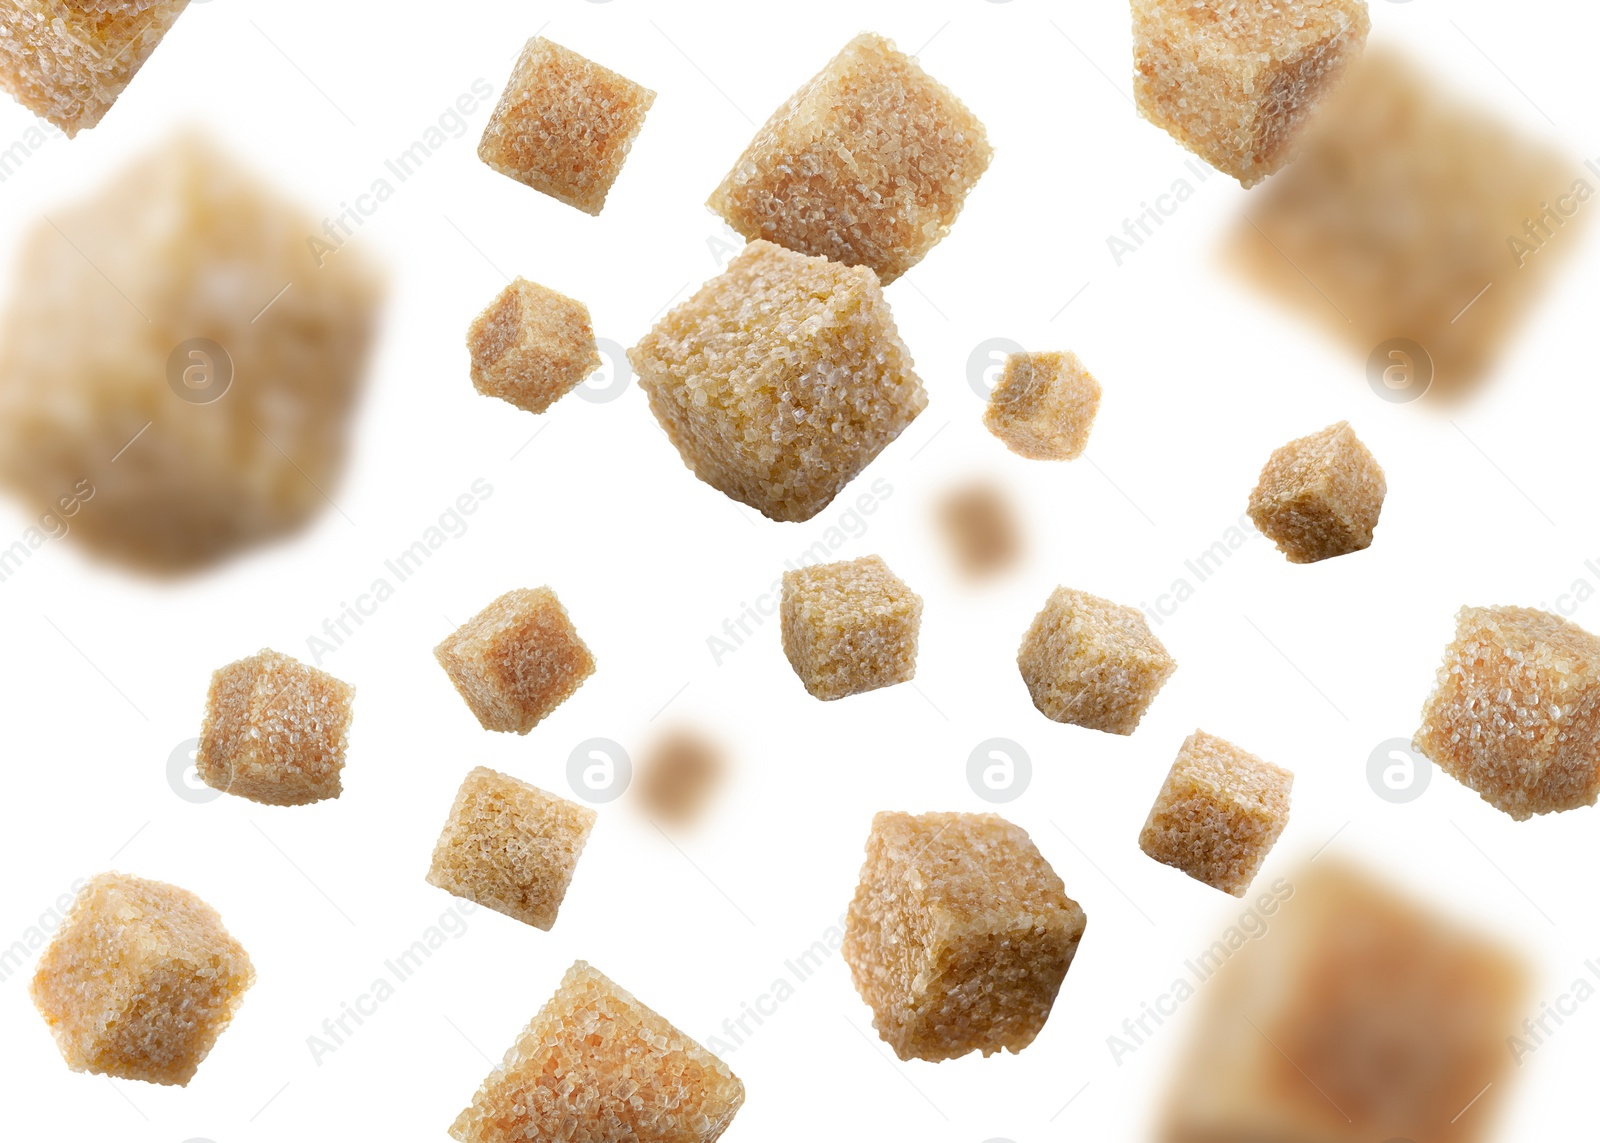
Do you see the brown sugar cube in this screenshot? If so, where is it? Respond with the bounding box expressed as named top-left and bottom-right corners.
top-left (1018, 586), bottom-right (1176, 734)
top-left (478, 37), bottom-right (655, 215)
top-left (937, 479), bottom-right (1024, 579)
top-left (1414, 606), bottom-right (1600, 820)
top-left (434, 587), bottom-right (595, 734)
top-left (1132, 0), bottom-right (1370, 187)
top-left (1138, 730), bottom-right (1293, 896)
top-left (708, 32), bottom-right (992, 284)
top-left (635, 728), bottom-right (726, 827)
top-left (1247, 421), bottom-right (1385, 564)
top-left (629, 240), bottom-right (926, 522)
top-left (30, 873), bottom-right (253, 1086)
top-left (1158, 861), bottom-right (1526, 1143)
top-left (450, 960), bottom-right (744, 1143)
top-left (843, 811), bottom-right (1087, 1062)
top-left (466, 277), bottom-right (599, 415)
top-left (781, 555), bottom-right (922, 701)
top-left (983, 351), bottom-right (1102, 461)
top-left (426, 767), bottom-right (596, 930)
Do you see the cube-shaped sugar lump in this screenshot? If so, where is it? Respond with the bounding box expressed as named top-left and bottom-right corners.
top-left (30, 873), bottom-right (254, 1086)
top-left (629, 240), bottom-right (926, 522)
top-left (478, 37), bottom-right (655, 215)
top-left (843, 811), bottom-right (1087, 1062)
top-left (1139, 730), bottom-right (1293, 896)
top-left (426, 767), bottom-right (596, 930)
top-left (435, 587), bottom-right (596, 734)
top-left (781, 555), bottom-right (922, 701)
top-left (1132, 0), bottom-right (1370, 186)
top-left (983, 350), bottom-right (1102, 461)
top-left (1247, 421), bottom-right (1385, 563)
top-left (1415, 606), bottom-right (1600, 820)
top-left (0, 0), bottom-right (190, 136)
top-left (197, 648), bottom-right (354, 806)
top-left (450, 961), bottom-right (744, 1143)
top-left (709, 32), bottom-right (992, 284)
top-left (467, 277), bottom-right (599, 415)
top-left (1018, 586), bottom-right (1176, 734)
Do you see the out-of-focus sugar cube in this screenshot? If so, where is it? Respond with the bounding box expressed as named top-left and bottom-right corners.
top-left (635, 727), bottom-right (726, 826)
top-left (1247, 421), bottom-right (1385, 563)
top-left (467, 277), bottom-right (599, 415)
top-left (983, 351), bottom-right (1102, 461)
top-left (781, 555), bottom-right (922, 700)
top-left (936, 479), bottom-right (1024, 579)
top-left (1018, 586), bottom-right (1176, 734)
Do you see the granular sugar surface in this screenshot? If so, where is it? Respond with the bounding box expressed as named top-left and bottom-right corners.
top-left (1247, 421), bottom-right (1386, 563)
top-left (467, 278), bottom-right (600, 414)
top-left (780, 555), bottom-right (922, 700)
top-left (983, 350), bottom-right (1102, 461)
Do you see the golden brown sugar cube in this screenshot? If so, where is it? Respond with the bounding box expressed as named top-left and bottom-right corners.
top-left (629, 240), bottom-right (926, 522)
top-left (450, 960), bottom-right (744, 1143)
top-left (30, 873), bottom-right (253, 1087)
top-left (1132, 0), bottom-right (1370, 187)
top-left (466, 277), bottom-right (599, 415)
top-left (708, 32), bottom-right (992, 284)
top-left (1414, 606), bottom-right (1600, 821)
top-left (478, 37), bottom-right (655, 215)
top-left (781, 555), bottom-right (922, 701)
top-left (1139, 730), bottom-right (1293, 896)
top-left (1247, 421), bottom-right (1385, 564)
top-left (1018, 586), bottom-right (1176, 734)
top-left (937, 479), bottom-right (1024, 579)
top-left (426, 767), bottom-right (596, 930)
top-left (197, 648), bottom-right (354, 806)
top-left (983, 351), bottom-right (1102, 461)
top-left (435, 587), bottom-right (595, 734)
top-left (844, 811), bottom-right (1087, 1063)
top-left (635, 728), bottom-right (726, 827)
top-left (1159, 861), bottom-right (1525, 1143)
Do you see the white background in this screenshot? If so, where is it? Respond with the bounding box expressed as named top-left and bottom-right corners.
top-left (1, 1), bottom-right (1597, 1140)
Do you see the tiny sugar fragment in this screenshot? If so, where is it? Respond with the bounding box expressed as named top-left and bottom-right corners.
top-left (30, 873), bottom-right (253, 1086)
top-left (449, 961), bottom-right (744, 1143)
top-left (781, 555), bottom-right (922, 701)
top-left (844, 811), bottom-right (1087, 1062)
top-left (1415, 606), bottom-right (1600, 820)
top-left (467, 277), bottom-right (599, 415)
top-left (1139, 730), bottom-right (1293, 896)
top-left (435, 587), bottom-right (596, 734)
top-left (1132, 0), bottom-right (1370, 187)
top-left (426, 767), bottom-right (595, 930)
top-left (629, 240), bottom-right (926, 522)
top-left (478, 37), bottom-right (655, 215)
top-left (983, 351), bottom-right (1102, 461)
top-left (1247, 421), bottom-right (1386, 563)
top-left (937, 480), bottom-right (1024, 579)
top-left (1018, 586), bottom-right (1176, 734)
top-left (709, 32), bottom-right (992, 284)
top-left (197, 649), bottom-right (354, 806)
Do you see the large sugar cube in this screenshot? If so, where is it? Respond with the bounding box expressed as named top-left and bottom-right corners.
top-left (450, 961), bottom-right (744, 1143)
top-left (1247, 421), bottom-right (1386, 563)
top-left (1415, 606), bottom-right (1600, 820)
top-left (467, 277), bottom-right (599, 415)
top-left (197, 648), bottom-right (355, 806)
top-left (844, 811), bottom-right (1087, 1062)
top-left (1018, 586), bottom-right (1176, 734)
top-left (435, 587), bottom-right (595, 734)
top-left (426, 767), bottom-right (595, 930)
top-left (30, 873), bottom-right (253, 1086)
top-left (983, 350), bottom-right (1102, 461)
top-left (629, 240), bottom-right (926, 522)
top-left (781, 555), bottom-right (922, 701)
top-left (478, 37), bottom-right (655, 215)
top-left (708, 32), bottom-right (992, 284)
top-left (1132, 0), bottom-right (1370, 187)
top-left (1139, 730), bottom-right (1293, 896)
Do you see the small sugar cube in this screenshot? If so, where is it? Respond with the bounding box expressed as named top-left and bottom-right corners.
top-left (844, 811), bottom-right (1087, 1062)
top-left (30, 873), bottom-right (253, 1086)
top-left (450, 960), bottom-right (744, 1143)
top-left (466, 277), bottom-right (599, 415)
top-left (983, 351), bottom-right (1102, 461)
top-left (1018, 586), bottom-right (1176, 734)
top-left (1132, 0), bottom-right (1371, 186)
top-left (197, 648), bottom-right (354, 806)
top-left (1415, 606), bottom-right (1600, 820)
top-left (435, 587), bottom-right (595, 734)
top-left (1139, 730), bottom-right (1293, 896)
top-left (1247, 421), bottom-right (1386, 563)
top-left (636, 728), bottom-right (726, 827)
top-left (629, 240), bottom-right (926, 522)
top-left (937, 479), bottom-right (1024, 579)
top-left (426, 766), bottom-right (595, 930)
top-left (781, 555), bottom-right (922, 701)
top-left (478, 37), bottom-right (655, 215)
